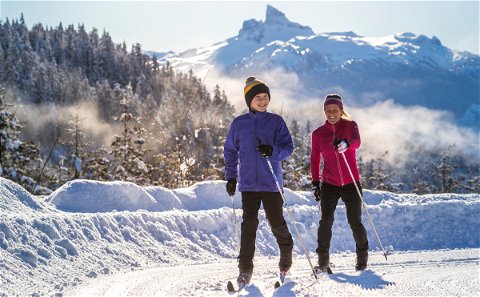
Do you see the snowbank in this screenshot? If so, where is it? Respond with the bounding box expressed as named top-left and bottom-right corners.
top-left (1, 177), bottom-right (479, 295)
top-left (0, 177), bottom-right (46, 213)
top-left (45, 179), bottom-right (313, 212)
top-left (47, 179), bottom-right (159, 212)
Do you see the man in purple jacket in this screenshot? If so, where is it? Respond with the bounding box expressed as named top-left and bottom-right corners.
top-left (224, 76), bottom-right (294, 286)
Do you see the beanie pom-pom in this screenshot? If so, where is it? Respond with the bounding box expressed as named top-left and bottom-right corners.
top-left (246, 76), bottom-right (257, 84)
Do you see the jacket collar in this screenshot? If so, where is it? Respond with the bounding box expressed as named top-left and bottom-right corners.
top-left (248, 110), bottom-right (269, 119)
top-left (324, 118), bottom-right (345, 128)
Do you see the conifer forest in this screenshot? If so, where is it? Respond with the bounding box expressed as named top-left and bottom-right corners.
top-left (0, 16), bottom-right (478, 195)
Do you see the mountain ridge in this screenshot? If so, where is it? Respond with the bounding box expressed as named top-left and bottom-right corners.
top-left (153, 5), bottom-right (479, 128)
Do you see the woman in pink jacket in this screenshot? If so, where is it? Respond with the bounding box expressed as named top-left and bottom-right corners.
top-left (310, 94), bottom-right (369, 272)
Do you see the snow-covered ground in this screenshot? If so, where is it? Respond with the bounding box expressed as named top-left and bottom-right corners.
top-left (65, 249), bottom-right (479, 297)
top-left (1, 177), bottom-right (479, 296)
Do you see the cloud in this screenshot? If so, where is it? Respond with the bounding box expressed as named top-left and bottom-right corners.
top-left (206, 69), bottom-right (479, 168)
top-left (204, 67), bottom-right (320, 115)
top-left (351, 100), bottom-right (478, 165)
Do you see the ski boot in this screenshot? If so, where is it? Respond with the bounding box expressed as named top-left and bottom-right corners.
top-left (237, 268), bottom-right (253, 289)
top-left (355, 250), bottom-right (368, 271)
top-left (279, 251), bottom-right (292, 274)
top-left (314, 252), bottom-right (333, 275)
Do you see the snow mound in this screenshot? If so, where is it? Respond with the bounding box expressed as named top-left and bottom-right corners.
top-left (172, 180), bottom-right (236, 211)
top-left (144, 186), bottom-right (182, 210)
top-left (0, 177), bottom-right (44, 212)
top-left (45, 180), bottom-right (243, 213)
top-left (46, 179), bottom-right (158, 213)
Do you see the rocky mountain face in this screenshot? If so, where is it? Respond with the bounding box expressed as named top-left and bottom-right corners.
top-left (155, 5), bottom-right (479, 128)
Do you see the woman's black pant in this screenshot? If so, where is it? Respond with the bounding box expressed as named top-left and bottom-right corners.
top-left (316, 182), bottom-right (369, 254)
top-left (238, 191), bottom-right (293, 270)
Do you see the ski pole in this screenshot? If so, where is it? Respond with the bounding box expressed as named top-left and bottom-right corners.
top-left (229, 194), bottom-right (240, 254)
top-left (340, 152), bottom-right (388, 260)
top-left (265, 158), bottom-right (318, 280)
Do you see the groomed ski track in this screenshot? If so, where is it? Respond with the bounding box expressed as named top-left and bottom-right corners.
top-left (65, 249), bottom-right (479, 296)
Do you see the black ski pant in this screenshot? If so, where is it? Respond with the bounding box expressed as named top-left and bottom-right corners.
top-left (316, 182), bottom-right (369, 255)
top-left (238, 191), bottom-right (293, 270)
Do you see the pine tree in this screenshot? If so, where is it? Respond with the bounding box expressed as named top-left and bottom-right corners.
top-left (0, 44), bottom-right (5, 82)
top-left (464, 165), bottom-right (480, 193)
top-left (434, 145), bottom-right (458, 193)
top-left (110, 83), bottom-right (150, 185)
top-left (0, 87), bottom-right (40, 192)
top-left (202, 86), bottom-right (233, 180)
top-left (360, 151), bottom-right (396, 191)
top-left (83, 147), bottom-right (113, 181)
top-left (150, 147), bottom-right (183, 188)
top-left (62, 104), bottom-right (92, 179)
top-left (283, 119), bottom-right (311, 190)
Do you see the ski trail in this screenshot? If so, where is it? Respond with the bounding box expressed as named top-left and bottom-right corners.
top-left (65, 249), bottom-right (479, 297)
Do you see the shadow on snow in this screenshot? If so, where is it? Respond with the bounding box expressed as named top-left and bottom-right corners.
top-left (329, 269), bottom-right (394, 289)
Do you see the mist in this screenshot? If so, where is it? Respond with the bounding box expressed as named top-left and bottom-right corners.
top-left (7, 91), bottom-right (117, 151)
top-left (4, 68), bottom-right (478, 172)
top-left (204, 69), bottom-right (480, 167)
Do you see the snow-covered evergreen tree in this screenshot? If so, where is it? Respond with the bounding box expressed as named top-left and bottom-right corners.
top-left (434, 145), bottom-right (458, 193)
top-left (83, 147), bottom-right (112, 181)
top-left (360, 151), bottom-right (397, 192)
top-left (283, 119), bottom-right (311, 190)
top-left (201, 86), bottom-right (234, 180)
top-left (110, 84), bottom-right (150, 185)
top-left (61, 104), bottom-right (91, 179)
top-left (0, 87), bottom-right (40, 192)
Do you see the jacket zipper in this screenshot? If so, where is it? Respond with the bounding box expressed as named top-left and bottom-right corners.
top-left (254, 113), bottom-right (258, 192)
top-left (332, 123), bottom-right (345, 186)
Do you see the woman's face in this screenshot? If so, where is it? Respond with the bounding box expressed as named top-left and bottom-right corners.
top-left (324, 104), bottom-right (342, 124)
top-left (250, 93), bottom-right (269, 112)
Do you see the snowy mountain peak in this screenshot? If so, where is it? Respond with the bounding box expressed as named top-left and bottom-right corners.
top-left (394, 32), bottom-right (443, 47)
top-left (153, 6), bottom-right (479, 128)
top-left (265, 4), bottom-right (291, 25)
top-left (238, 5), bottom-right (314, 43)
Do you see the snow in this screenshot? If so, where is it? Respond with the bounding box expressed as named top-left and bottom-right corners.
top-left (159, 12), bottom-right (471, 75)
top-left (64, 250), bottom-right (479, 297)
top-left (153, 5), bottom-right (479, 128)
top-left (0, 177), bottom-right (479, 296)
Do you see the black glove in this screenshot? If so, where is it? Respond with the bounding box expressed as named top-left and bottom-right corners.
top-left (226, 179), bottom-right (237, 196)
top-left (333, 139), bottom-right (350, 153)
top-left (256, 144), bottom-right (273, 158)
top-left (312, 180), bottom-right (322, 202)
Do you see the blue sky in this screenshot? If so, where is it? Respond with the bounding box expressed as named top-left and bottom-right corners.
top-left (1, 0), bottom-right (479, 54)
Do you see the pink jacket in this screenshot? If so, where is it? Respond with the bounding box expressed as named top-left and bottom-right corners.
top-left (310, 118), bottom-right (361, 186)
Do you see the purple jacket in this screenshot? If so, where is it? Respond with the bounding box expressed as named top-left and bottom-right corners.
top-left (224, 111), bottom-right (294, 192)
